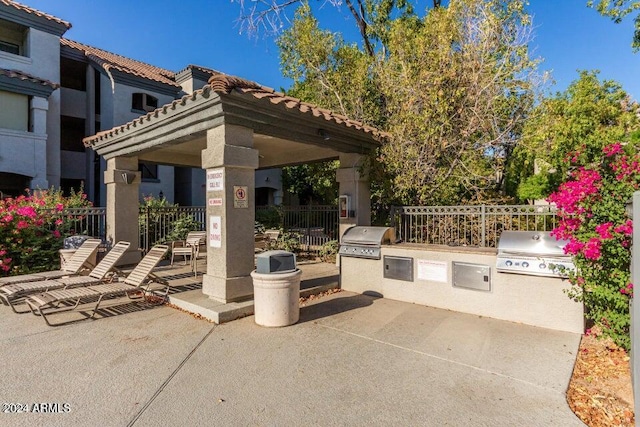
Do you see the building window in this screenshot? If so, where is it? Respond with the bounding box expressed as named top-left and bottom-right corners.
top-left (60, 57), bottom-right (87, 91)
top-left (60, 116), bottom-right (86, 152)
top-left (132, 93), bottom-right (158, 113)
top-left (0, 18), bottom-right (28, 57)
top-left (0, 90), bottom-right (28, 131)
top-left (139, 162), bottom-right (159, 181)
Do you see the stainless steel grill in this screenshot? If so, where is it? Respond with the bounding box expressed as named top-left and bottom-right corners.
top-left (339, 226), bottom-right (394, 260)
top-left (496, 231), bottom-right (575, 278)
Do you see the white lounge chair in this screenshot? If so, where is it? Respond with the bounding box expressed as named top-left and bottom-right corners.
top-left (25, 244), bottom-right (169, 326)
top-left (0, 241), bottom-right (130, 313)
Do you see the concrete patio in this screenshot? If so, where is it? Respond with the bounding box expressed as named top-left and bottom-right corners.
top-left (0, 261), bottom-right (583, 426)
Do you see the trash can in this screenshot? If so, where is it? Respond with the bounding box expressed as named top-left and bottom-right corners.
top-left (251, 250), bottom-right (302, 327)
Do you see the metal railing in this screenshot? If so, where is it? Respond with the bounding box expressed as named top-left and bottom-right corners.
top-left (390, 204), bottom-right (558, 248)
top-left (257, 205), bottom-right (338, 253)
top-left (51, 207), bottom-right (107, 240)
top-left (139, 206), bottom-right (206, 252)
top-left (56, 205), bottom-right (337, 254)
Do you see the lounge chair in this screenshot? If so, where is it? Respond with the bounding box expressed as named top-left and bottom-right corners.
top-left (171, 231), bottom-right (206, 276)
top-left (25, 244), bottom-right (169, 326)
top-left (0, 238), bottom-right (102, 287)
top-left (0, 241), bottom-right (130, 313)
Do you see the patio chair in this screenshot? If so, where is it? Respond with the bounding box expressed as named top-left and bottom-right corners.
top-left (171, 231), bottom-right (206, 276)
top-left (0, 238), bottom-right (102, 287)
top-left (0, 241), bottom-right (130, 313)
top-left (25, 244), bottom-right (169, 326)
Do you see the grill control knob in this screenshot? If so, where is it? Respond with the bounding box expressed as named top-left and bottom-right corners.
top-left (539, 263), bottom-right (547, 269)
top-left (505, 260), bottom-right (513, 267)
top-left (522, 261), bottom-right (530, 268)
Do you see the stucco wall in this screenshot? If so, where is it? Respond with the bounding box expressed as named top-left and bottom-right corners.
top-left (60, 87), bottom-right (87, 118)
top-left (0, 27), bottom-right (61, 188)
top-left (340, 244), bottom-right (584, 334)
top-left (0, 128), bottom-right (47, 178)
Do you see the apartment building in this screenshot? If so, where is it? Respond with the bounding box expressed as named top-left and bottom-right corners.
top-left (0, 0), bottom-right (282, 205)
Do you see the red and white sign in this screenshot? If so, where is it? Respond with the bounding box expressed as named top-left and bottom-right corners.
top-left (417, 259), bottom-right (448, 283)
top-left (206, 169), bottom-right (224, 192)
top-left (209, 216), bottom-right (222, 248)
top-left (233, 186), bottom-right (248, 208)
top-left (208, 198), bottom-right (223, 207)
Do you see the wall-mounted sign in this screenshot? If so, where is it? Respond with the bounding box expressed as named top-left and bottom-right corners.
top-left (233, 186), bottom-right (248, 208)
top-left (417, 259), bottom-right (448, 283)
top-left (209, 215), bottom-right (222, 248)
top-left (208, 198), bottom-right (223, 207)
top-left (339, 195), bottom-right (350, 219)
top-left (206, 169), bottom-right (224, 192)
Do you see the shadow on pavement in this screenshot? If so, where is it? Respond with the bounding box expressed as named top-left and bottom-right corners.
top-left (297, 291), bottom-right (382, 324)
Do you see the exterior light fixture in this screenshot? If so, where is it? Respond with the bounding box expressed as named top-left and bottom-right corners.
top-left (318, 129), bottom-right (330, 140)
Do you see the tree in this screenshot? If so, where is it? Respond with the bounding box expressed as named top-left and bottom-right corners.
top-left (282, 161), bottom-right (339, 204)
top-left (378, 0), bottom-right (541, 204)
top-left (236, 0), bottom-right (542, 206)
top-left (509, 70), bottom-right (640, 201)
top-left (588, 0), bottom-right (640, 51)
top-left (233, 0), bottom-right (434, 53)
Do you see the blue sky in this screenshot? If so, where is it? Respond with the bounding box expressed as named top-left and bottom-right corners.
top-left (24, 0), bottom-right (640, 101)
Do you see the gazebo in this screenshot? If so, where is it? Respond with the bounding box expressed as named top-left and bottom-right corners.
top-left (83, 75), bottom-right (386, 310)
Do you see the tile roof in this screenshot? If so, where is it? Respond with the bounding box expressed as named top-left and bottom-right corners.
top-left (61, 39), bottom-right (179, 88)
top-left (84, 74), bottom-right (387, 146)
top-left (0, 0), bottom-right (71, 28)
top-left (0, 68), bottom-right (59, 90)
top-left (207, 75), bottom-right (388, 138)
top-left (178, 64), bottom-right (225, 77)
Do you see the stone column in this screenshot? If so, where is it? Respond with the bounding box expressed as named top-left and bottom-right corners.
top-left (104, 156), bottom-right (142, 265)
top-left (29, 96), bottom-right (49, 190)
top-left (202, 125), bottom-right (259, 303)
top-left (336, 153), bottom-right (371, 239)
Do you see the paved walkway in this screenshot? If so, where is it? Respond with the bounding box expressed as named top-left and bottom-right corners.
top-left (0, 264), bottom-right (583, 426)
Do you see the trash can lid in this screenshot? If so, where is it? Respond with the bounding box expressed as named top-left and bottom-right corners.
top-left (256, 250), bottom-right (297, 274)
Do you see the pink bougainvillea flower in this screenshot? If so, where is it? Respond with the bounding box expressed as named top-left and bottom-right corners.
top-left (52, 230), bottom-right (61, 238)
top-left (583, 237), bottom-right (602, 260)
top-left (564, 239), bottom-right (585, 255)
top-left (603, 142), bottom-right (623, 157)
top-left (55, 203), bottom-right (64, 212)
top-left (16, 220), bottom-right (29, 230)
top-left (55, 219), bottom-right (63, 226)
top-left (16, 206), bottom-right (37, 219)
top-left (614, 220), bottom-right (633, 236)
top-left (595, 222), bottom-right (614, 240)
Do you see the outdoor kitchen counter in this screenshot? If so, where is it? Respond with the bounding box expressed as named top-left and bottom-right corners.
top-left (340, 242), bottom-right (584, 334)
top-left (393, 242), bottom-right (497, 255)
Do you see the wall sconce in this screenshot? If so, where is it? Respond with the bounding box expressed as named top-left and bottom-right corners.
top-left (121, 171), bottom-right (135, 184)
top-left (317, 129), bottom-right (330, 140)
top-left (265, 177), bottom-right (270, 182)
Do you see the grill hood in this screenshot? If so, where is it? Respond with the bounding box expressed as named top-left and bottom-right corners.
top-left (341, 226), bottom-right (394, 246)
top-left (497, 231), bottom-right (568, 256)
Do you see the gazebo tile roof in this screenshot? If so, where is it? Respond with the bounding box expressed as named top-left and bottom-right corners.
top-left (84, 74), bottom-right (388, 146)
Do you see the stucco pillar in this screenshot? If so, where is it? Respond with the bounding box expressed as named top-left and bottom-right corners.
top-left (105, 156), bottom-right (142, 265)
top-left (29, 96), bottom-right (49, 190)
top-left (85, 65), bottom-right (97, 201)
top-left (336, 153), bottom-right (371, 240)
top-left (201, 125), bottom-right (259, 303)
